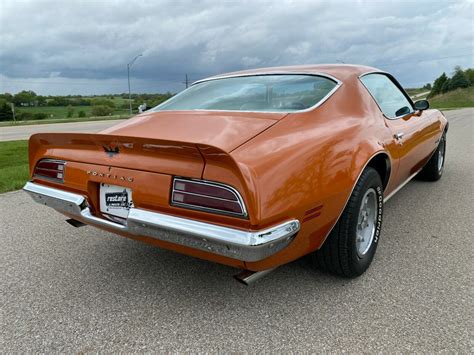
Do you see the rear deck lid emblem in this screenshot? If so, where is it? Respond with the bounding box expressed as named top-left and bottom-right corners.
top-left (103, 144), bottom-right (120, 157)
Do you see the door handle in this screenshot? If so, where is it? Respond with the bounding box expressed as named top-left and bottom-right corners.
top-left (394, 132), bottom-right (404, 140)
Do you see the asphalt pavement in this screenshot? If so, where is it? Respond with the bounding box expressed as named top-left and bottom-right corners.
top-left (0, 119), bottom-right (125, 142)
top-left (0, 108), bottom-right (472, 352)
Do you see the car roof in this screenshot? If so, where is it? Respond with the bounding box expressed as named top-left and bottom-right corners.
top-left (196, 64), bottom-right (381, 84)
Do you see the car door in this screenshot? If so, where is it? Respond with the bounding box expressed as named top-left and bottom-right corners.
top-left (360, 73), bottom-right (438, 187)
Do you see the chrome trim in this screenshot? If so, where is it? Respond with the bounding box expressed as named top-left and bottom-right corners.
top-left (152, 73), bottom-right (342, 114)
top-left (23, 182), bottom-right (300, 262)
top-left (192, 72), bottom-right (342, 86)
top-left (384, 169), bottom-right (421, 202)
top-left (24, 181), bottom-right (85, 215)
top-left (171, 178), bottom-right (248, 218)
top-left (234, 268), bottom-right (276, 285)
top-left (358, 71), bottom-right (416, 120)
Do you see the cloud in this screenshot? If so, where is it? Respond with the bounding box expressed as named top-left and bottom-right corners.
top-left (0, 0), bottom-right (472, 94)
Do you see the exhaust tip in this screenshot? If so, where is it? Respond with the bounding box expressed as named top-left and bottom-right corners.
top-left (234, 268), bottom-right (276, 285)
top-left (66, 218), bottom-right (86, 228)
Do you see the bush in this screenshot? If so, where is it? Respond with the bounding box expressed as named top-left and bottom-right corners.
top-left (91, 105), bottom-right (113, 116)
top-left (0, 101), bottom-right (13, 121)
top-left (78, 110), bottom-right (86, 117)
top-left (91, 98), bottom-right (115, 108)
top-left (33, 113), bottom-right (48, 120)
top-left (17, 112), bottom-right (34, 121)
top-left (67, 105), bottom-right (75, 118)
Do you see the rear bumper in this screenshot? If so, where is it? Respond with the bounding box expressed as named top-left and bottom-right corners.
top-left (23, 182), bottom-right (300, 262)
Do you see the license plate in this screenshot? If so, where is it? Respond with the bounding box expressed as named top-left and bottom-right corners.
top-left (100, 184), bottom-right (133, 219)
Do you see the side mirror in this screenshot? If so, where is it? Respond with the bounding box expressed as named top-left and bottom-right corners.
top-left (414, 99), bottom-right (429, 111)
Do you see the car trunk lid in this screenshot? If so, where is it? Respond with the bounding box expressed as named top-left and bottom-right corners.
top-left (100, 110), bottom-right (286, 152)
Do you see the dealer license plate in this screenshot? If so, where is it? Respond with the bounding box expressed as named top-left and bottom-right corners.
top-left (99, 184), bottom-right (133, 219)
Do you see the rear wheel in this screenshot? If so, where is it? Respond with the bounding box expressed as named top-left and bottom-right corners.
top-left (313, 167), bottom-right (383, 278)
top-left (417, 133), bottom-right (446, 181)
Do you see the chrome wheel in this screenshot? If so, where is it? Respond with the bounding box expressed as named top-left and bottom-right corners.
top-left (437, 137), bottom-right (445, 172)
top-left (356, 188), bottom-right (377, 258)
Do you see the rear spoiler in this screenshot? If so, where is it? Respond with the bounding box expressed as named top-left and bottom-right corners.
top-left (28, 133), bottom-right (240, 180)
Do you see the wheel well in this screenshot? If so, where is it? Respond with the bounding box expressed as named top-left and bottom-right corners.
top-left (366, 153), bottom-right (391, 190)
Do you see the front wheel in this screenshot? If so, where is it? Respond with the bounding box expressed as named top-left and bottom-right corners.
top-left (417, 133), bottom-right (446, 181)
top-left (312, 167), bottom-right (384, 278)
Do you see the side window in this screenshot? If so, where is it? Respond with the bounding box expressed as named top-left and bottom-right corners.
top-left (360, 73), bottom-right (413, 119)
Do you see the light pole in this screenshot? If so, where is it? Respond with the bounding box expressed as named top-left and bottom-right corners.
top-left (127, 54), bottom-right (142, 115)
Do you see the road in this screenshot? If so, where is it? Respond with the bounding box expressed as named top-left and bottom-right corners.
top-left (0, 109), bottom-right (472, 352)
top-left (0, 119), bottom-right (125, 142)
top-left (410, 91), bottom-right (431, 99)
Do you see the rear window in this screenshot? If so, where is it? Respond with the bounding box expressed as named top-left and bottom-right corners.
top-left (153, 75), bottom-right (339, 112)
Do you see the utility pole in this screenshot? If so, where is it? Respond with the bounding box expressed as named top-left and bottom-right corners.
top-left (127, 54), bottom-right (143, 115)
top-left (10, 102), bottom-right (15, 122)
top-left (183, 73), bottom-right (190, 88)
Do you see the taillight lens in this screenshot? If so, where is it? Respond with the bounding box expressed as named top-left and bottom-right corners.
top-left (34, 159), bottom-right (66, 183)
top-left (171, 178), bottom-right (247, 217)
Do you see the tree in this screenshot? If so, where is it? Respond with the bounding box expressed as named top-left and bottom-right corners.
top-left (0, 93), bottom-right (13, 102)
top-left (464, 68), bottom-right (474, 85)
top-left (440, 78), bottom-right (451, 93)
top-left (428, 72), bottom-right (448, 98)
top-left (423, 83), bottom-right (432, 90)
top-left (449, 66), bottom-right (470, 90)
top-left (0, 99), bottom-right (13, 121)
top-left (13, 90), bottom-right (37, 106)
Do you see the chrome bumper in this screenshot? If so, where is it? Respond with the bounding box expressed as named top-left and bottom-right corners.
top-left (23, 182), bottom-right (300, 262)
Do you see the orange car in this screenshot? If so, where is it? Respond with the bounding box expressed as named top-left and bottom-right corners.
top-left (24, 65), bottom-right (448, 284)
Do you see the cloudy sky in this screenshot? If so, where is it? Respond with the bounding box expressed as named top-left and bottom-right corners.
top-left (0, 0), bottom-right (472, 95)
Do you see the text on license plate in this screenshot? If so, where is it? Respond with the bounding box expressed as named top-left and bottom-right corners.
top-left (99, 184), bottom-right (133, 219)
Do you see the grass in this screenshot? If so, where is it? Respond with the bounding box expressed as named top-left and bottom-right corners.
top-left (0, 140), bottom-right (29, 193)
top-left (18, 105), bottom-right (129, 118)
top-left (0, 114), bottom-right (129, 127)
top-left (428, 87), bottom-right (474, 109)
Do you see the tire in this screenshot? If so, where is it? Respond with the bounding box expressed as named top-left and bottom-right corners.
top-left (417, 133), bottom-right (446, 181)
top-left (312, 167), bottom-right (384, 278)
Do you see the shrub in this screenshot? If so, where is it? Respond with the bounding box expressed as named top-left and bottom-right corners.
top-left (17, 112), bottom-right (34, 121)
top-left (67, 105), bottom-right (75, 118)
top-left (33, 113), bottom-right (48, 120)
top-left (91, 98), bottom-right (115, 108)
top-left (0, 101), bottom-right (13, 121)
top-left (78, 110), bottom-right (86, 117)
top-left (91, 105), bottom-right (113, 116)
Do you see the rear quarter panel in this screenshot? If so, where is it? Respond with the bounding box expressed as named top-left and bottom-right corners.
top-left (221, 73), bottom-right (394, 270)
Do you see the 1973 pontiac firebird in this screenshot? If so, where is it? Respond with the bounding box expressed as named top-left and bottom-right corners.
top-left (24, 65), bottom-right (448, 284)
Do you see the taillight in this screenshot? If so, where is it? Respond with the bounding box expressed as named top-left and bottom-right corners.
top-left (34, 159), bottom-right (66, 183)
top-left (171, 178), bottom-right (247, 218)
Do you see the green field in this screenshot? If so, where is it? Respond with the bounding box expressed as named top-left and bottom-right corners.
top-left (0, 114), bottom-right (127, 127)
top-left (18, 105), bottom-right (129, 119)
top-left (0, 140), bottom-right (29, 193)
top-left (429, 87), bottom-right (474, 109)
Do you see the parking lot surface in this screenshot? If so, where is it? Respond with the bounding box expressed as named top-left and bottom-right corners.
top-left (0, 109), bottom-right (472, 352)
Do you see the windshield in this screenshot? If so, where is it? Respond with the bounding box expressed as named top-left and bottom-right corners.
top-left (153, 75), bottom-right (338, 112)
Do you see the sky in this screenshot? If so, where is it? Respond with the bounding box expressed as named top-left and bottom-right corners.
top-left (0, 0), bottom-right (472, 95)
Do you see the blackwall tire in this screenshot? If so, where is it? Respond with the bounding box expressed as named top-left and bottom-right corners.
top-left (417, 133), bottom-right (446, 182)
top-left (313, 167), bottom-right (384, 278)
